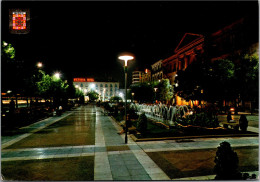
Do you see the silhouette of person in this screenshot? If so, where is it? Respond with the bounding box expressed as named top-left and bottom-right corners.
top-left (9, 99), bottom-right (15, 115)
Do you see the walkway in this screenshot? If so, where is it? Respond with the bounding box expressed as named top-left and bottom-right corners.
top-left (1, 105), bottom-right (258, 180)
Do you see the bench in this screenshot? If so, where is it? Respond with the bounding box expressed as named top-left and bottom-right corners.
top-left (222, 121), bottom-right (239, 130)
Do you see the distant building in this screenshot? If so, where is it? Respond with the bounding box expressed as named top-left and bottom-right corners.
top-left (73, 78), bottom-right (119, 101)
top-left (208, 17), bottom-right (259, 61)
top-left (132, 71), bottom-right (142, 84)
top-left (151, 60), bottom-right (163, 81)
top-left (206, 16), bottom-right (259, 110)
top-left (159, 15), bottom-right (258, 108)
top-left (141, 69), bottom-right (152, 83)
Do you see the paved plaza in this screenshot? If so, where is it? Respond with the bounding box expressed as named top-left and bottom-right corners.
top-left (1, 105), bottom-right (259, 180)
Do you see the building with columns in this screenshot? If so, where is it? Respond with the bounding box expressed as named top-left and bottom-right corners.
top-left (162, 33), bottom-right (204, 85)
top-left (73, 78), bottom-right (120, 101)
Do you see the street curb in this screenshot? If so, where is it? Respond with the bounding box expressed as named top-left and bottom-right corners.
top-left (132, 133), bottom-right (258, 142)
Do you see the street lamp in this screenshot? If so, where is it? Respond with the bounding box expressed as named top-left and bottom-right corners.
top-left (54, 72), bottom-right (61, 79)
top-left (103, 88), bottom-right (106, 102)
top-left (118, 54), bottom-right (134, 144)
top-left (90, 83), bottom-right (95, 90)
top-left (37, 62), bottom-right (43, 68)
top-left (131, 92), bottom-right (135, 103)
top-left (154, 88), bottom-right (158, 103)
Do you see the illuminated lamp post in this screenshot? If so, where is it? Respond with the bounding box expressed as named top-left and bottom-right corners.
top-left (154, 87), bottom-right (158, 103)
top-left (54, 72), bottom-right (61, 79)
top-left (118, 54), bottom-right (134, 144)
top-left (103, 88), bottom-right (106, 102)
top-left (131, 92), bottom-right (135, 103)
top-left (37, 62), bottom-right (43, 68)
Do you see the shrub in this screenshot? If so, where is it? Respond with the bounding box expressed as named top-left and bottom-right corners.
top-left (137, 112), bottom-right (148, 134)
top-left (177, 112), bottom-right (219, 128)
top-left (128, 107), bottom-right (138, 119)
top-left (214, 141), bottom-right (242, 180)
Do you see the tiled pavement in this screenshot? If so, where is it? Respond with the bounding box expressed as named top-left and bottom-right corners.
top-left (1, 105), bottom-right (259, 180)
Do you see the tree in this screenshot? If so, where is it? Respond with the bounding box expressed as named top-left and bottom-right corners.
top-left (110, 96), bottom-right (122, 103)
top-left (36, 72), bottom-right (69, 107)
top-left (130, 82), bottom-right (154, 103)
top-left (205, 59), bottom-right (236, 104)
top-left (156, 79), bottom-right (173, 104)
top-left (174, 60), bottom-right (205, 103)
top-left (175, 59), bottom-right (236, 105)
top-left (2, 41), bottom-right (17, 93)
top-left (87, 90), bottom-right (99, 101)
top-left (234, 54), bottom-right (259, 111)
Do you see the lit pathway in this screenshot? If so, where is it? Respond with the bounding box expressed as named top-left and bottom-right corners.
top-left (94, 107), bottom-right (170, 180)
top-left (1, 105), bottom-right (258, 180)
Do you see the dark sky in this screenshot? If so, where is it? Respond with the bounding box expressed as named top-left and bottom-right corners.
top-left (1, 1), bottom-right (259, 85)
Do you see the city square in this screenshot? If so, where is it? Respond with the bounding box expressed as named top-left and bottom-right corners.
top-left (1, 1), bottom-right (259, 181)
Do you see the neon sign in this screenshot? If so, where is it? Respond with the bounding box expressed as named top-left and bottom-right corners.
top-left (73, 78), bottom-right (95, 82)
top-left (9, 9), bottom-right (30, 34)
top-left (12, 12), bottom-right (26, 30)
top-left (86, 78), bottom-right (94, 82)
top-left (73, 78), bottom-right (86, 82)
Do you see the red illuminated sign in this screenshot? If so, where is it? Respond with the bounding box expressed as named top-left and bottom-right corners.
top-left (9, 9), bottom-right (30, 34)
top-left (73, 78), bottom-right (86, 82)
top-left (87, 78), bottom-right (94, 82)
top-left (73, 78), bottom-right (95, 82)
top-left (12, 12), bottom-right (26, 30)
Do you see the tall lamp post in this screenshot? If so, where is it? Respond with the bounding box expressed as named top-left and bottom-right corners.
top-left (131, 92), bottom-right (135, 103)
top-left (154, 87), bottom-right (158, 103)
top-left (119, 54), bottom-right (134, 144)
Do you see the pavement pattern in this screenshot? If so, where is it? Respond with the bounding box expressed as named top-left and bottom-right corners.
top-left (1, 105), bottom-right (259, 180)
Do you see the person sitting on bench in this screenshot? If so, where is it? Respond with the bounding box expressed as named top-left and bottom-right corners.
top-left (118, 114), bottom-right (133, 135)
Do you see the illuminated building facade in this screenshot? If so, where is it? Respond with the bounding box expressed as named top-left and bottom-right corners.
top-left (132, 71), bottom-right (142, 84)
top-left (207, 16), bottom-right (259, 110)
top-left (151, 60), bottom-right (163, 81)
top-left (162, 33), bottom-right (204, 85)
top-left (156, 15), bottom-right (258, 108)
top-left (141, 69), bottom-right (151, 83)
top-left (73, 78), bottom-right (119, 101)
top-left (208, 17), bottom-right (259, 61)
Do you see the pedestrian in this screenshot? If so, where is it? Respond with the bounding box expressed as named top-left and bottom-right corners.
top-left (227, 111), bottom-right (232, 122)
top-left (239, 115), bottom-right (248, 132)
top-left (117, 114), bottom-right (133, 135)
top-left (9, 98), bottom-right (15, 115)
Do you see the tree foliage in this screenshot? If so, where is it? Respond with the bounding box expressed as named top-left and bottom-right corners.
top-left (234, 54), bottom-right (259, 106)
top-left (175, 59), bottom-right (236, 103)
top-left (36, 71), bottom-right (69, 106)
top-left (110, 96), bottom-right (122, 103)
top-left (87, 90), bottom-right (99, 101)
top-left (156, 79), bottom-right (173, 103)
top-left (130, 82), bottom-right (154, 103)
top-left (2, 41), bottom-right (15, 62)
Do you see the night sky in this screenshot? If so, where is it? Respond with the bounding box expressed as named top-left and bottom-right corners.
top-left (1, 1), bottom-right (259, 85)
